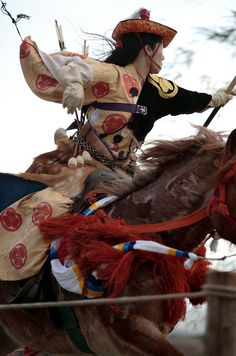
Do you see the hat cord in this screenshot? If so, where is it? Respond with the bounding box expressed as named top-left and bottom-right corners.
top-left (135, 33), bottom-right (162, 72)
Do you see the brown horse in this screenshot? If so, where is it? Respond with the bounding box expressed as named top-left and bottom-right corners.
top-left (1, 127), bottom-right (236, 356)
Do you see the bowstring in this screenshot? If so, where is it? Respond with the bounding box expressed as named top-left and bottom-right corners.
top-left (1, 0), bottom-right (30, 41)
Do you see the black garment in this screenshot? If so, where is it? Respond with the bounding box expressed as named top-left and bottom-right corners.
top-left (131, 77), bottom-right (212, 142)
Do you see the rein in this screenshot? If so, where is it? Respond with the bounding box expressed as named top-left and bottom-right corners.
top-left (121, 206), bottom-right (209, 234)
top-left (119, 160), bottom-right (236, 234)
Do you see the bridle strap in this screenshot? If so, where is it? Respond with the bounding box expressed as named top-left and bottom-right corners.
top-left (121, 160), bottom-right (236, 234)
top-left (208, 160), bottom-right (236, 223)
top-left (208, 187), bottom-right (230, 218)
top-left (121, 206), bottom-right (209, 234)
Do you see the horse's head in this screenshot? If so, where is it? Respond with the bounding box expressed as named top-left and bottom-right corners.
top-left (209, 129), bottom-right (236, 244)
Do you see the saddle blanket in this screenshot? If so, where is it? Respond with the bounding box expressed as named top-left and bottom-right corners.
top-left (0, 187), bottom-right (72, 280)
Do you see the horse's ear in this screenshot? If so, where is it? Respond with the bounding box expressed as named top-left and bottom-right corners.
top-left (224, 129), bottom-right (236, 160)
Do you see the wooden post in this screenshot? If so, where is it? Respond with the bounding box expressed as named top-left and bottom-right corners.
top-left (204, 270), bottom-right (236, 356)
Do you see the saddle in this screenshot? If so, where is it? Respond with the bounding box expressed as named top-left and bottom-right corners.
top-left (0, 173), bottom-right (47, 213)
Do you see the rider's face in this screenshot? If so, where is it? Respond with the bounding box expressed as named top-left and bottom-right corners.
top-left (149, 42), bottom-right (164, 74)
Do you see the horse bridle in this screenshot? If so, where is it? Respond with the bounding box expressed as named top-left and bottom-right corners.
top-left (120, 159), bottom-right (236, 234)
top-left (208, 159), bottom-right (236, 224)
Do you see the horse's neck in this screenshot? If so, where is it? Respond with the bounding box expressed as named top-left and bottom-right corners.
top-left (109, 154), bottom-right (218, 251)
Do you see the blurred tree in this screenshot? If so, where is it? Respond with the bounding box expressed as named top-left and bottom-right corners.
top-left (172, 9), bottom-right (236, 70)
top-left (199, 10), bottom-right (236, 54)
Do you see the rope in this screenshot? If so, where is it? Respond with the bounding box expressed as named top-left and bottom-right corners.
top-left (1, 1), bottom-right (30, 41)
top-left (0, 291), bottom-right (205, 310)
top-left (74, 132), bottom-right (134, 175)
top-left (121, 206), bottom-right (209, 234)
top-left (2, 281), bottom-right (236, 311)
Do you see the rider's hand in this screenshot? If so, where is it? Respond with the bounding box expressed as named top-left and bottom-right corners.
top-left (62, 82), bottom-right (84, 114)
top-left (208, 88), bottom-right (235, 108)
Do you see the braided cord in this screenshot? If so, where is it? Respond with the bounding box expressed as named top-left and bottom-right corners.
top-left (74, 133), bottom-right (134, 175)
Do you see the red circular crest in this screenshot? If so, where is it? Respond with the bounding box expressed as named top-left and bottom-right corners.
top-left (10, 243), bottom-right (27, 269)
top-left (35, 74), bottom-right (58, 90)
top-left (32, 202), bottom-right (52, 225)
top-left (122, 75), bottom-right (139, 97)
top-left (0, 208), bottom-right (22, 232)
top-left (102, 114), bottom-right (127, 134)
top-left (92, 82), bottom-right (109, 98)
top-left (20, 41), bottom-right (31, 59)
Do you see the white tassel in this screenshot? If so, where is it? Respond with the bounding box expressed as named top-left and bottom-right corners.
top-left (82, 150), bottom-right (92, 165)
top-left (76, 155), bottom-right (84, 167)
top-left (68, 157), bottom-right (77, 168)
top-left (184, 259), bottom-right (193, 270)
top-left (184, 252), bottom-right (199, 270)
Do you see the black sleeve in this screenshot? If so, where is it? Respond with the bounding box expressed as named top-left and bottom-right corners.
top-left (131, 78), bottom-right (212, 141)
top-left (139, 78), bottom-right (212, 117)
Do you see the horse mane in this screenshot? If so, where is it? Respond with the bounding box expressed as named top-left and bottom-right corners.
top-left (96, 127), bottom-right (226, 198)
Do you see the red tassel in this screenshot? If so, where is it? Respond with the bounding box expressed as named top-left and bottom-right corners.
top-left (140, 9), bottom-right (150, 20)
top-left (39, 214), bottom-right (210, 325)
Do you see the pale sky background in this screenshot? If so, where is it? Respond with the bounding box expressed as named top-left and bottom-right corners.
top-left (1, 0), bottom-right (236, 338)
top-left (0, 0), bottom-right (236, 173)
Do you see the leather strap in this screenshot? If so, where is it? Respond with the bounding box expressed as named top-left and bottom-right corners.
top-left (58, 306), bottom-right (93, 354)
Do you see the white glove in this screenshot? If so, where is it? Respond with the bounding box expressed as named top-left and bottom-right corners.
top-left (62, 82), bottom-right (84, 114)
top-left (208, 88), bottom-right (235, 108)
top-left (60, 66), bottom-right (85, 114)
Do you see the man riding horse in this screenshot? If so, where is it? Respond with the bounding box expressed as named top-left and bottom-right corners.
top-left (1, 8), bottom-right (236, 356)
top-left (19, 8), bottom-right (235, 180)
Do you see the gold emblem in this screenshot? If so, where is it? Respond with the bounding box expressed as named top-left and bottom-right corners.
top-left (148, 74), bottom-right (178, 98)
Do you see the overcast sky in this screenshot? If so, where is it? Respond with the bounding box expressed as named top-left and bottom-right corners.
top-left (0, 0), bottom-right (236, 172)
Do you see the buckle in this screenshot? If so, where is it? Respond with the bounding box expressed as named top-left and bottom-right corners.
top-left (136, 105), bottom-right (147, 115)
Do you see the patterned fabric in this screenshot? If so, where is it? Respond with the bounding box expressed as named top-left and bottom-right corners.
top-left (0, 173), bottom-right (47, 212)
top-left (0, 188), bottom-right (73, 280)
top-left (20, 37), bottom-right (142, 160)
